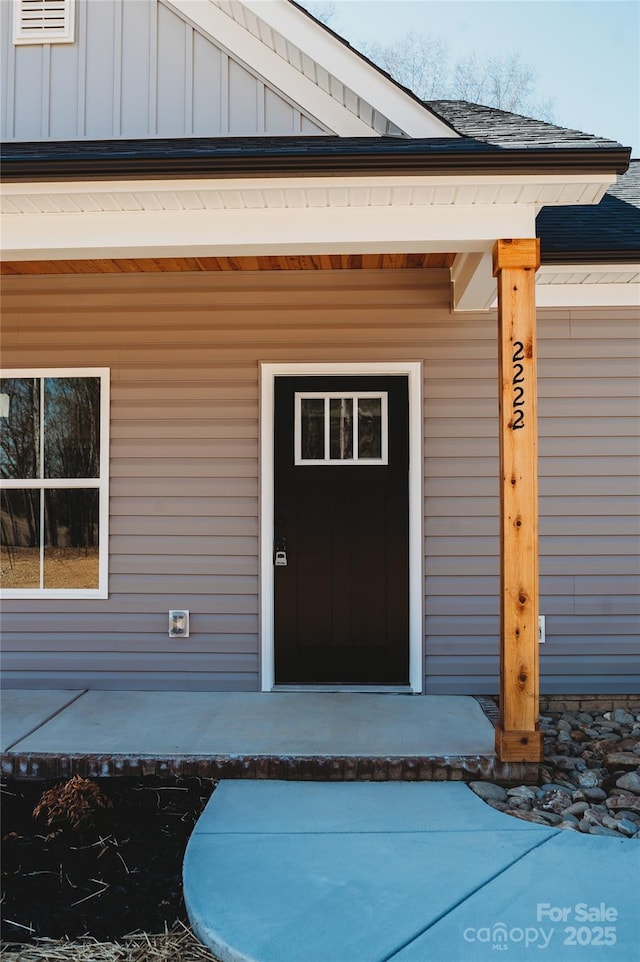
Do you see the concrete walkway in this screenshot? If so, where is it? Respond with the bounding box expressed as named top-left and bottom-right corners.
top-left (184, 781), bottom-right (640, 962)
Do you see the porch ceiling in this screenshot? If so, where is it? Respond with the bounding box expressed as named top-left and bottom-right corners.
top-left (0, 253), bottom-right (455, 275)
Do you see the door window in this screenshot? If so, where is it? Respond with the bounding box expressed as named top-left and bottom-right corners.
top-left (295, 392), bottom-right (387, 465)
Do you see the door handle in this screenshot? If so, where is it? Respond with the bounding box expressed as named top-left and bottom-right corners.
top-left (274, 537), bottom-right (288, 567)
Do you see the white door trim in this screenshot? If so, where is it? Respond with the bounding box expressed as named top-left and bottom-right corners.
top-left (260, 361), bottom-right (424, 693)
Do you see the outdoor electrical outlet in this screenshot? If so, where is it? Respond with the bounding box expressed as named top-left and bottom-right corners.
top-left (539, 614), bottom-right (546, 644)
top-left (169, 610), bottom-right (189, 638)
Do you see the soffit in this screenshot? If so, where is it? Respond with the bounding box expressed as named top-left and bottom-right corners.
top-left (536, 263), bottom-right (640, 307)
top-left (0, 173), bottom-right (614, 216)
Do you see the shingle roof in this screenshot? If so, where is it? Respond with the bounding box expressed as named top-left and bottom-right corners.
top-left (426, 101), bottom-right (624, 150)
top-left (536, 159), bottom-right (640, 261)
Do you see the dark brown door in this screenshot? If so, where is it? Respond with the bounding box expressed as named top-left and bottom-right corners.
top-left (273, 375), bottom-right (409, 684)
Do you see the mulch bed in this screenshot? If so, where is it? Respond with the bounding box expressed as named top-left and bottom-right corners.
top-left (1, 777), bottom-right (219, 960)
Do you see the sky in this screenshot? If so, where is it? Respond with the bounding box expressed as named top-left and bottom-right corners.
top-left (300, 0), bottom-right (639, 156)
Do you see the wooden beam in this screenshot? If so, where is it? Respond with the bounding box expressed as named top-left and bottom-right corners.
top-left (493, 238), bottom-right (544, 763)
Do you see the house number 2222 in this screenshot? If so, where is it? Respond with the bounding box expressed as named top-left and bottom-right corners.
top-left (511, 341), bottom-right (525, 430)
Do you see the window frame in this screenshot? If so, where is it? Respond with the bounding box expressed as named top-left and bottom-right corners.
top-left (294, 391), bottom-right (389, 466)
top-left (13, 0), bottom-right (75, 46)
top-left (0, 367), bottom-right (109, 599)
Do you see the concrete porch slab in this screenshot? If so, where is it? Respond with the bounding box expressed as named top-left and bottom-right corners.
top-left (4, 691), bottom-right (494, 757)
top-left (2, 690), bottom-right (533, 783)
top-left (0, 689), bottom-right (84, 752)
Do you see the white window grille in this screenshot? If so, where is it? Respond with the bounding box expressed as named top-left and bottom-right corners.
top-left (295, 392), bottom-right (388, 465)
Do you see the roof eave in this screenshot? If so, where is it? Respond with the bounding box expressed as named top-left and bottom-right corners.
top-left (0, 141), bottom-right (631, 182)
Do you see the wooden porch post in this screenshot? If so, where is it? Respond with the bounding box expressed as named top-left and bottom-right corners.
top-left (493, 239), bottom-right (544, 763)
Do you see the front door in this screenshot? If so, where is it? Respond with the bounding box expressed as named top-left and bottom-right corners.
top-left (273, 375), bottom-right (409, 685)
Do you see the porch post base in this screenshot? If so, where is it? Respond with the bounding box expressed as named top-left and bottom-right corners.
top-left (495, 726), bottom-right (544, 763)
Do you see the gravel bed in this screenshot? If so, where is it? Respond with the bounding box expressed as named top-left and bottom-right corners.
top-left (470, 707), bottom-right (640, 837)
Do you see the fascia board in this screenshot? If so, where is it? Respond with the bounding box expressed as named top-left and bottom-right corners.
top-left (0, 203), bottom-right (536, 260)
top-left (162, 0), bottom-right (376, 136)
top-left (240, 0), bottom-right (457, 139)
top-left (536, 283), bottom-right (640, 307)
top-left (1, 145), bottom-right (627, 182)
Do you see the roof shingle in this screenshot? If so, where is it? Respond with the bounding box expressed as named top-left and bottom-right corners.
top-left (426, 100), bottom-right (625, 150)
top-left (537, 159), bottom-right (640, 260)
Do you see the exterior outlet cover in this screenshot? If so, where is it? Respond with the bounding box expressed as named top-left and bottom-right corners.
top-left (169, 610), bottom-right (189, 638)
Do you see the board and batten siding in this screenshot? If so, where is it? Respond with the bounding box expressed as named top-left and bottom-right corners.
top-left (1, 0), bottom-right (326, 141)
top-left (1, 271), bottom-right (638, 693)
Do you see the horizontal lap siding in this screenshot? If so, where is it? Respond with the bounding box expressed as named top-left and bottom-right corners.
top-left (424, 306), bottom-right (640, 695)
top-left (423, 311), bottom-right (499, 693)
top-left (2, 274), bottom-right (638, 694)
top-left (1, 270), bottom-right (447, 691)
top-left (537, 308), bottom-right (640, 694)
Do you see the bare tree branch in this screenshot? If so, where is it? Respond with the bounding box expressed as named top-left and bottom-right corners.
top-left (360, 32), bottom-right (555, 121)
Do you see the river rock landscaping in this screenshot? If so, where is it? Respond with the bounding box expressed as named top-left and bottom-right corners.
top-left (470, 707), bottom-right (640, 837)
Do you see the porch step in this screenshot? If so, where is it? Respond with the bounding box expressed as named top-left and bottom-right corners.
top-left (1, 690), bottom-right (538, 782)
top-left (1, 748), bottom-right (539, 784)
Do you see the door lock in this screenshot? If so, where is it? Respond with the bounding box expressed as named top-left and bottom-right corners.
top-left (274, 537), bottom-right (288, 567)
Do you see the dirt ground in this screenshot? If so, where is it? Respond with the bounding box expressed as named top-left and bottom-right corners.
top-left (1, 777), bottom-right (217, 953)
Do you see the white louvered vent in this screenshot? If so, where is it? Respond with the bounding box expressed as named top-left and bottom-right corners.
top-left (13, 0), bottom-right (75, 44)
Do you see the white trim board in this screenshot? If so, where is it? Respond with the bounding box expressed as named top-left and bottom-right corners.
top-left (163, 0), bottom-right (376, 136)
top-left (238, 0), bottom-right (457, 138)
top-left (164, 0), bottom-right (456, 138)
top-left (259, 361), bottom-right (424, 693)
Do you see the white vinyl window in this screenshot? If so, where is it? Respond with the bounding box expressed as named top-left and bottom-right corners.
top-left (0, 369), bottom-right (109, 598)
top-left (13, 0), bottom-right (75, 45)
top-left (295, 392), bottom-right (388, 465)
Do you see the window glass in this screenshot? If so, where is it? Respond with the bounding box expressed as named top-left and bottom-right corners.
top-left (44, 489), bottom-right (99, 589)
top-left (0, 377), bottom-right (40, 479)
top-left (300, 397), bottom-right (325, 460)
top-left (330, 398), bottom-right (353, 460)
top-left (0, 488), bottom-right (40, 588)
top-left (44, 377), bottom-right (100, 478)
top-left (358, 397), bottom-right (382, 459)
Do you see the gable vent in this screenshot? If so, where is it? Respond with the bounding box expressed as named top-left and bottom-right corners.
top-left (13, 0), bottom-right (75, 45)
